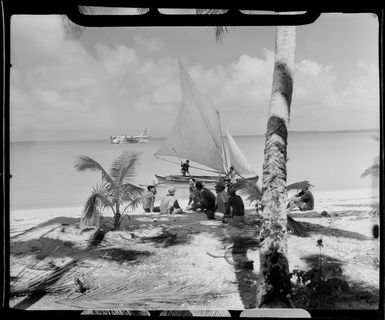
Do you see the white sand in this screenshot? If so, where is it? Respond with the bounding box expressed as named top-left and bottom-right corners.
top-left (9, 187), bottom-right (380, 310)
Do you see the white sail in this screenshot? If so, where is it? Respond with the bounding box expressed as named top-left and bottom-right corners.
top-left (225, 128), bottom-right (255, 176)
top-left (155, 61), bottom-right (226, 173)
top-left (155, 61), bottom-right (256, 177)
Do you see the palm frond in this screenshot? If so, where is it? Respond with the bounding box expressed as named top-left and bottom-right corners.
top-left (82, 184), bottom-right (113, 227)
top-left (287, 215), bottom-right (310, 237)
top-left (287, 180), bottom-right (313, 191)
top-left (59, 274), bottom-right (232, 309)
top-left (121, 195), bottom-right (145, 214)
top-left (61, 7), bottom-right (94, 39)
top-left (232, 179), bottom-right (263, 204)
top-left (109, 151), bottom-right (141, 187)
top-left (195, 9), bottom-right (229, 42)
top-left (74, 155), bottom-right (114, 185)
top-left (120, 183), bottom-right (144, 200)
top-left (361, 164), bottom-right (380, 178)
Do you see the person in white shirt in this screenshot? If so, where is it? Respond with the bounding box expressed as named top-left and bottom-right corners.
top-left (159, 186), bottom-right (183, 215)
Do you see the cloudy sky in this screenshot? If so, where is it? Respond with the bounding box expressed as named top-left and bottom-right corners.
top-left (10, 12), bottom-right (379, 141)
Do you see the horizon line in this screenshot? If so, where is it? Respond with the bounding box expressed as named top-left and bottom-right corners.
top-left (10, 128), bottom-right (380, 143)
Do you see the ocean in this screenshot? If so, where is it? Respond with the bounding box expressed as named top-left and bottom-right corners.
top-left (9, 130), bottom-right (380, 211)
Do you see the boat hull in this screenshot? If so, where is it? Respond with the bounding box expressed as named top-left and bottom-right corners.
top-left (155, 174), bottom-right (258, 184)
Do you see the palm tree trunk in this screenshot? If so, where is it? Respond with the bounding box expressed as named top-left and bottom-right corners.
top-left (256, 26), bottom-right (296, 308)
top-left (114, 203), bottom-right (121, 230)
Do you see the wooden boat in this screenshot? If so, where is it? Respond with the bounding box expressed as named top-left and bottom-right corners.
top-left (154, 61), bottom-right (259, 184)
top-left (155, 174), bottom-right (258, 185)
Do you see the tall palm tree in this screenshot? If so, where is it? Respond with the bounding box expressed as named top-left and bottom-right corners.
top-left (198, 9), bottom-right (297, 307)
top-left (256, 26), bottom-right (296, 307)
top-left (74, 151), bottom-right (144, 230)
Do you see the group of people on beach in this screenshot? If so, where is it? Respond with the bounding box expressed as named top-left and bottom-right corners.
top-left (186, 178), bottom-right (246, 225)
top-left (142, 161), bottom-right (314, 225)
top-left (141, 177), bottom-right (246, 225)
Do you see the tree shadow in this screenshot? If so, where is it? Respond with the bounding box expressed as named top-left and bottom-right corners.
top-left (292, 253), bottom-right (379, 309)
top-left (219, 228), bottom-right (261, 309)
top-left (301, 222), bottom-right (372, 240)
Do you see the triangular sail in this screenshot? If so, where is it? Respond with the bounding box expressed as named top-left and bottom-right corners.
top-left (225, 128), bottom-right (255, 176)
top-left (155, 61), bottom-right (226, 173)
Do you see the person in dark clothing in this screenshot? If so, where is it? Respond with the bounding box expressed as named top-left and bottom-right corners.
top-left (225, 187), bottom-right (245, 225)
top-left (287, 187), bottom-right (314, 211)
top-left (180, 160), bottom-right (190, 176)
top-left (195, 181), bottom-right (216, 219)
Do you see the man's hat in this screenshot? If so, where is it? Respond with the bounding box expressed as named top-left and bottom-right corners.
top-left (168, 186), bottom-right (176, 195)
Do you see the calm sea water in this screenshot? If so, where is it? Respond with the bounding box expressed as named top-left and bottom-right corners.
top-left (10, 131), bottom-right (379, 210)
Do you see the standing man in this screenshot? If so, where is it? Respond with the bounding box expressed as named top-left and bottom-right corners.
top-left (180, 160), bottom-right (190, 176)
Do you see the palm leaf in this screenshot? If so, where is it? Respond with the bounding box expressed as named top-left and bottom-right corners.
top-left (74, 155), bottom-right (114, 185)
top-left (195, 9), bottom-right (229, 42)
top-left (120, 182), bottom-right (144, 200)
top-left (361, 164), bottom-right (380, 178)
top-left (287, 180), bottom-right (313, 191)
top-left (232, 178), bottom-right (263, 204)
top-left (109, 151), bottom-right (141, 187)
top-left (233, 179), bottom-right (313, 206)
top-left (61, 6), bottom-right (94, 39)
top-left (82, 184), bottom-right (113, 227)
top-left (121, 195), bottom-right (145, 214)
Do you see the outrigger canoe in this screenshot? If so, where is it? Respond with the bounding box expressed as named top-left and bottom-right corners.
top-left (155, 174), bottom-right (258, 185)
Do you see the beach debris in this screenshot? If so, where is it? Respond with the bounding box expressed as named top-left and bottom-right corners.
top-left (58, 273), bottom-right (233, 309)
top-left (87, 228), bottom-right (106, 248)
top-left (320, 211), bottom-right (329, 217)
top-left (80, 226), bottom-right (97, 234)
top-left (10, 259), bottom-right (79, 297)
top-left (287, 215), bottom-right (310, 237)
top-left (75, 277), bottom-right (89, 293)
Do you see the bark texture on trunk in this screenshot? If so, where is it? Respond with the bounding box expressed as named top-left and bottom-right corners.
top-left (256, 26), bottom-right (296, 308)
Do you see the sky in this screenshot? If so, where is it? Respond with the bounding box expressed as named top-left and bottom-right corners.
top-left (10, 11), bottom-right (380, 141)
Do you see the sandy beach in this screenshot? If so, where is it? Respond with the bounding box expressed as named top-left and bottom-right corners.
top-left (9, 187), bottom-right (380, 311)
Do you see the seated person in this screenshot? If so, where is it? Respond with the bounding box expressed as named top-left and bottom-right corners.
top-left (180, 160), bottom-right (190, 176)
top-left (287, 186), bottom-right (314, 212)
top-left (186, 178), bottom-right (199, 211)
top-left (159, 186), bottom-right (183, 215)
top-left (142, 185), bottom-right (160, 212)
top-left (212, 181), bottom-right (228, 221)
top-left (224, 187), bottom-right (245, 225)
top-left (195, 181), bottom-right (216, 219)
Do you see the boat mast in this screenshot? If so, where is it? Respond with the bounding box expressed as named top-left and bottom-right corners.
top-left (216, 110), bottom-right (229, 174)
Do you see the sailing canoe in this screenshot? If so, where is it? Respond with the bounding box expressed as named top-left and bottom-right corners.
top-left (155, 174), bottom-right (258, 185)
top-left (154, 61), bottom-right (258, 183)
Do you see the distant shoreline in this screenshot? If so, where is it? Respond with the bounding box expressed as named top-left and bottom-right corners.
top-left (10, 128), bottom-right (380, 143)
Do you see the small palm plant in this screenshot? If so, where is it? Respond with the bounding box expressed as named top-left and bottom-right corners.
top-left (74, 151), bottom-right (144, 230)
top-left (361, 144), bottom-right (379, 217)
